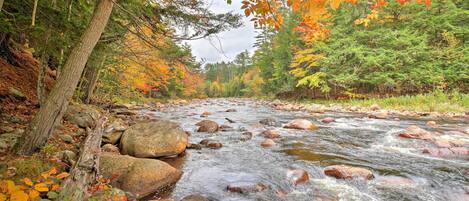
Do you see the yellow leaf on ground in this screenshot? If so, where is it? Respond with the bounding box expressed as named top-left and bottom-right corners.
top-left (10, 190), bottom-right (28, 201)
top-left (51, 184), bottom-right (60, 191)
top-left (56, 172), bottom-right (70, 179)
top-left (41, 167), bottom-right (58, 179)
top-left (5, 180), bottom-right (15, 194)
top-left (22, 178), bottom-right (33, 186)
top-left (34, 183), bottom-right (49, 192)
top-left (0, 193), bottom-right (6, 201)
top-left (29, 189), bottom-right (40, 199)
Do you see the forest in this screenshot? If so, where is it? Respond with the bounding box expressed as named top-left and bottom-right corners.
top-left (0, 0), bottom-right (468, 201)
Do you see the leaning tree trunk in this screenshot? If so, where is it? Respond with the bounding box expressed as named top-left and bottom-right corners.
top-left (37, 28), bottom-right (52, 105)
top-left (58, 116), bottom-right (107, 201)
top-left (17, 0), bottom-right (114, 155)
top-left (81, 55), bottom-right (105, 104)
top-left (32, 0), bottom-right (39, 27)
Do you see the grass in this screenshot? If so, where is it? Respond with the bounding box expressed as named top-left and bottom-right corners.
top-left (303, 90), bottom-right (469, 113)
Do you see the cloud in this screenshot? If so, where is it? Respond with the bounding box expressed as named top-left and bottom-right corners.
top-left (185, 1), bottom-right (256, 63)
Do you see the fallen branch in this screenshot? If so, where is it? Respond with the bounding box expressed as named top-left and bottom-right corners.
top-left (58, 116), bottom-right (108, 201)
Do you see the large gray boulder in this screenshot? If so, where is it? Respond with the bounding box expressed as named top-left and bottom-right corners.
top-left (64, 104), bottom-right (101, 128)
top-left (99, 153), bottom-right (181, 199)
top-left (120, 121), bottom-right (188, 158)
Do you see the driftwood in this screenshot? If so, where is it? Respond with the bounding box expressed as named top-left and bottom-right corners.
top-left (58, 116), bottom-right (108, 201)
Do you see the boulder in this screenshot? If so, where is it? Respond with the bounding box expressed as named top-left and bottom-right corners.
top-left (99, 153), bottom-right (181, 199)
top-left (103, 131), bottom-right (124, 145)
top-left (0, 130), bottom-right (22, 153)
top-left (102, 144), bottom-right (120, 154)
top-left (284, 119), bottom-right (318, 130)
top-left (261, 130), bottom-right (280, 139)
top-left (321, 117), bottom-right (335, 124)
top-left (261, 139), bottom-right (276, 148)
top-left (324, 165), bottom-right (374, 180)
top-left (60, 134), bottom-right (74, 144)
top-left (227, 182), bottom-right (268, 194)
top-left (398, 126), bottom-right (434, 140)
top-left (199, 139), bottom-right (223, 149)
top-left (180, 194), bottom-right (209, 201)
top-left (196, 120), bottom-right (219, 133)
top-left (8, 88), bottom-right (26, 100)
top-left (120, 121), bottom-right (188, 158)
top-left (259, 118), bottom-right (281, 127)
top-left (240, 132), bottom-right (253, 141)
top-left (368, 111), bottom-right (389, 119)
top-left (64, 104), bottom-right (101, 128)
top-left (286, 168), bottom-right (309, 185)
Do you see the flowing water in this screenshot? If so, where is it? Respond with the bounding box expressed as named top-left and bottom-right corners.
top-left (145, 99), bottom-right (469, 201)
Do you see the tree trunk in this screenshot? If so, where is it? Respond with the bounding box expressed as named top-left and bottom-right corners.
top-left (37, 29), bottom-right (51, 105)
top-left (32, 0), bottom-right (39, 27)
top-left (17, 0), bottom-right (114, 155)
top-left (58, 116), bottom-right (107, 201)
top-left (82, 57), bottom-right (105, 104)
top-left (0, 0), bottom-right (4, 12)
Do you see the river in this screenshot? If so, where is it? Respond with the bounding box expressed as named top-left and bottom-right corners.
top-left (145, 99), bottom-right (469, 201)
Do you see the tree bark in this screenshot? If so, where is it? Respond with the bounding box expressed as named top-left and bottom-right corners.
top-left (17, 0), bottom-right (114, 155)
top-left (81, 55), bottom-right (106, 104)
top-left (58, 116), bottom-right (107, 201)
top-left (37, 29), bottom-right (52, 105)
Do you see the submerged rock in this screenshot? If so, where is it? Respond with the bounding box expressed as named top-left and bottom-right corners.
top-left (261, 139), bottom-right (276, 148)
top-left (219, 124), bottom-right (234, 132)
top-left (374, 176), bottom-right (416, 188)
top-left (284, 119), bottom-right (318, 130)
top-left (324, 165), bottom-right (374, 180)
top-left (120, 121), bottom-right (188, 158)
top-left (225, 109), bottom-right (237, 112)
top-left (199, 139), bottom-right (223, 149)
top-left (398, 126), bottom-right (434, 140)
top-left (259, 118), bottom-right (281, 127)
top-left (240, 132), bottom-right (253, 141)
top-left (287, 168), bottom-right (309, 185)
top-left (426, 121), bottom-right (437, 127)
top-left (196, 120), bottom-right (219, 133)
top-left (261, 130), bottom-right (280, 139)
top-left (321, 117), bottom-right (336, 124)
top-left (99, 153), bottom-right (181, 199)
top-left (423, 147), bottom-right (469, 157)
top-left (200, 112), bottom-right (211, 117)
top-left (227, 182), bottom-right (268, 194)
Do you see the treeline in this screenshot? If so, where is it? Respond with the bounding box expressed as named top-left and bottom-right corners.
top-left (203, 0), bottom-right (468, 99)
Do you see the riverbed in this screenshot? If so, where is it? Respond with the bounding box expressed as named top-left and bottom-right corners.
top-left (146, 99), bottom-right (469, 201)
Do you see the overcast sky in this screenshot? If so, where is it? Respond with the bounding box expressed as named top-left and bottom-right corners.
top-left (185, 1), bottom-right (257, 63)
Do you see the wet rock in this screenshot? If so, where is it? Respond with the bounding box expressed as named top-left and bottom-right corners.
top-left (261, 139), bottom-right (276, 148)
top-left (287, 168), bottom-right (309, 185)
top-left (370, 104), bottom-right (381, 111)
top-left (324, 165), bottom-right (374, 180)
top-left (102, 144), bottom-right (120, 154)
top-left (112, 108), bottom-right (137, 116)
top-left (8, 88), bottom-right (26, 100)
top-left (225, 109), bottom-right (237, 112)
top-left (261, 130), bottom-right (280, 139)
top-left (64, 104), bottom-right (101, 128)
top-left (120, 121), bottom-right (188, 158)
top-left (259, 118), bottom-right (281, 127)
top-left (368, 111), bottom-right (389, 119)
top-left (196, 120), bottom-right (219, 133)
top-left (200, 112), bottom-right (211, 117)
top-left (180, 194), bottom-right (210, 201)
top-left (187, 143), bottom-right (202, 150)
top-left (227, 182), bottom-right (268, 194)
top-left (284, 119), bottom-right (318, 130)
top-left (99, 153), bottom-right (181, 199)
top-left (199, 139), bottom-right (222, 149)
top-left (240, 132), bottom-right (253, 141)
top-left (321, 117), bottom-right (335, 124)
top-left (426, 121), bottom-right (437, 127)
top-left (60, 134), bottom-right (74, 144)
top-left (374, 176), bottom-right (415, 188)
top-left (398, 126), bottom-right (434, 140)
top-left (219, 124), bottom-right (234, 132)
top-left (423, 147), bottom-right (469, 157)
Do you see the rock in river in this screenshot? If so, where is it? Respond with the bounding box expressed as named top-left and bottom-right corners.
top-left (398, 126), bottom-right (434, 140)
top-left (261, 130), bottom-right (280, 139)
top-left (324, 165), bottom-right (374, 180)
top-left (227, 182), bottom-right (268, 194)
top-left (259, 118), bottom-right (281, 127)
top-left (120, 121), bottom-right (188, 158)
top-left (287, 168), bottom-right (309, 185)
top-left (240, 132), bottom-right (253, 141)
top-left (196, 120), bottom-right (219, 133)
top-left (199, 139), bottom-right (223, 149)
top-left (99, 153), bottom-right (181, 199)
top-left (284, 119), bottom-right (318, 130)
top-left (321, 117), bottom-right (336, 124)
top-left (180, 194), bottom-right (210, 201)
top-left (261, 139), bottom-right (276, 148)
